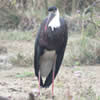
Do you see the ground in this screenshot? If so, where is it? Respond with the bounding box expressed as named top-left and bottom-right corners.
top-left (0, 40), bottom-right (100, 100)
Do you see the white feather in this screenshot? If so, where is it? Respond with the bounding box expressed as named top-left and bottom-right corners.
top-left (48, 9), bottom-right (60, 31)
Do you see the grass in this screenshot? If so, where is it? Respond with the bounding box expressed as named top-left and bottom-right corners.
top-left (63, 37), bottom-right (100, 66)
top-left (0, 29), bottom-right (99, 67)
top-left (16, 71), bottom-right (34, 78)
top-left (0, 30), bottom-right (35, 40)
top-left (10, 53), bottom-right (33, 67)
top-left (98, 96), bottom-right (100, 100)
top-left (74, 87), bottom-right (100, 100)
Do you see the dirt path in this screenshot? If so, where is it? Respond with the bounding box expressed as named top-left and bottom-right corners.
top-left (0, 66), bottom-right (100, 100)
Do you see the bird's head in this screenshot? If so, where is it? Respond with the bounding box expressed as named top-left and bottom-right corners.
top-left (45, 6), bottom-right (60, 31)
top-left (48, 6), bottom-right (57, 13)
top-left (48, 6), bottom-right (58, 17)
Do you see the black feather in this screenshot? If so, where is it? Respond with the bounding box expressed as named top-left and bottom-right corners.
top-left (48, 6), bottom-right (57, 12)
top-left (34, 15), bottom-right (68, 87)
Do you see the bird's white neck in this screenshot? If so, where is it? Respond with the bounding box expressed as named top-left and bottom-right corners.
top-left (48, 9), bottom-right (60, 31)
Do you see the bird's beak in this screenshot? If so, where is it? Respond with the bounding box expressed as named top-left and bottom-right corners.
top-left (46, 11), bottom-right (55, 25)
top-left (48, 12), bottom-right (55, 20)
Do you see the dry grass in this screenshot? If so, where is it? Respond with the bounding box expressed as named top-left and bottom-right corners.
top-left (10, 53), bottom-right (33, 67)
top-left (63, 36), bottom-right (100, 66)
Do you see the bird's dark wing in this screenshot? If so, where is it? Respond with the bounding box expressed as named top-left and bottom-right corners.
top-left (34, 19), bottom-right (45, 77)
top-left (34, 40), bottom-right (45, 87)
top-left (34, 25), bottom-right (45, 87)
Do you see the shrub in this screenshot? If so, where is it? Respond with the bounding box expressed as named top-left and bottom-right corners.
top-left (63, 37), bottom-right (100, 66)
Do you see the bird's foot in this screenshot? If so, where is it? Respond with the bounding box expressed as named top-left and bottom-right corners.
top-left (52, 95), bottom-right (55, 100)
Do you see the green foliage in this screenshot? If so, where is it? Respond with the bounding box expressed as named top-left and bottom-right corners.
top-left (98, 96), bottom-right (100, 100)
top-left (85, 23), bottom-right (96, 37)
top-left (11, 0), bottom-right (16, 6)
top-left (0, 30), bottom-right (33, 40)
top-left (0, 7), bottom-right (20, 29)
top-left (16, 71), bottom-right (34, 78)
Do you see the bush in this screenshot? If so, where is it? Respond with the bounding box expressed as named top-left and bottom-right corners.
top-left (63, 37), bottom-right (100, 66)
top-left (0, 7), bottom-right (20, 30)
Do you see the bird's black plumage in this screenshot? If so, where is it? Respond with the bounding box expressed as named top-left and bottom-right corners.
top-left (48, 6), bottom-right (57, 12)
top-left (34, 9), bottom-right (68, 88)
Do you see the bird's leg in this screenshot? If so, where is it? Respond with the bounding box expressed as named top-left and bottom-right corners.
top-left (52, 55), bottom-right (56, 99)
top-left (52, 68), bottom-right (55, 99)
top-left (38, 70), bottom-right (40, 96)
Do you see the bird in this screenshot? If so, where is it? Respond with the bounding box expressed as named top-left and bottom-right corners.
top-left (34, 6), bottom-right (68, 98)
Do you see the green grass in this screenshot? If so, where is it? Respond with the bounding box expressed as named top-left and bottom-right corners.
top-left (0, 30), bottom-right (35, 40)
top-left (98, 96), bottom-right (100, 100)
top-left (16, 71), bottom-right (34, 78)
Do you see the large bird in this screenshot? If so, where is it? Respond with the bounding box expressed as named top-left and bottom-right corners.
top-left (34, 6), bottom-right (68, 97)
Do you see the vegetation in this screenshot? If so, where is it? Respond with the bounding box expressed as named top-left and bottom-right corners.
top-left (10, 53), bottom-right (33, 67)
top-left (0, 0), bottom-right (100, 66)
